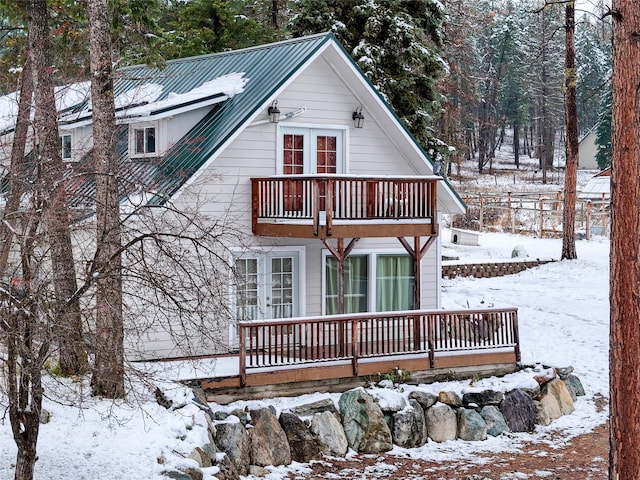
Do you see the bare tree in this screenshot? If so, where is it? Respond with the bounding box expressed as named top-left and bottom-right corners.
top-left (86, 0), bottom-right (124, 399)
top-left (609, 1), bottom-right (640, 478)
top-left (561, 1), bottom-right (577, 260)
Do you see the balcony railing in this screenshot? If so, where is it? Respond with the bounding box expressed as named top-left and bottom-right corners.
top-left (251, 175), bottom-right (440, 238)
top-left (237, 307), bottom-right (520, 386)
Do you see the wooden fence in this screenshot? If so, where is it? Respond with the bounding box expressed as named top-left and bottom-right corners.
top-left (457, 191), bottom-right (609, 239)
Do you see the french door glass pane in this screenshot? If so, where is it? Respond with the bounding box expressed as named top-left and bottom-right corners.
top-left (271, 257), bottom-right (294, 319)
top-left (376, 255), bottom-right (414, 311)
top-left (325, 255), bottom-right (368, 315)
top-left (235, 258), bottom-right (259, 320)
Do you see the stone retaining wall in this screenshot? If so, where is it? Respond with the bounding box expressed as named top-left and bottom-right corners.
top-left (159, 365), bottom-right (586, 480)
top-left (442, 259), bottom-right (555, 279)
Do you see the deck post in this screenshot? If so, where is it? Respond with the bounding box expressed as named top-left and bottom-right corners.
top-left (239, 324), bottom-right (247, 387)
top-left (427, 314), bottom-right (435, 368)
top-left (512, 310), bottom-right (521, 362)
top-left (251, 180), bottom-right (259, 234)
top-left (414, 236), bottom-right (422, 309)
top-left (352, 317), bottom-right (359, 376)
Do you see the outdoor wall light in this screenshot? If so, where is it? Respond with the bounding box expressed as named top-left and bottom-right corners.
top-left (352, 106), bottom-right (365, 128)
top-left (268, 100), bottom-right (281, 123)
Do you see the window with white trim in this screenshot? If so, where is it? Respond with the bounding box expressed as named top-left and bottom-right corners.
top-left (130, 124), bottom-right (157, 157)
top-left (278, 127), bottom-right (345, 175)
top-left (60, 134), bottom-right (72, 161)
top-left (324, 252), bottom-right (414, 315)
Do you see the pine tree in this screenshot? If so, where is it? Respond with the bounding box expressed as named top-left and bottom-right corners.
top-left (595, 85), bottom-right (612, 170)
top-left (289, 0), bottom-right (446, 153)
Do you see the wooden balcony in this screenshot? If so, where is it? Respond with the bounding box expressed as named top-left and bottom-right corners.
top-left (251, 175), bottom-right (441, 239)
top-left (234, 307), bottom-right (520, 388)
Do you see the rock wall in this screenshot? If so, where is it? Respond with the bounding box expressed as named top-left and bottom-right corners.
top-left (159, 366), bottom-right (585, 480)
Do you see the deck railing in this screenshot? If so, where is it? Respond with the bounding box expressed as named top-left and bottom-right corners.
top-left (237, 307), bottom-right (519, 386)
top-left (251, 175), bottom-right (440, 233)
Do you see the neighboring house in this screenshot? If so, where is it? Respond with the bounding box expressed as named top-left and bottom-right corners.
top-left (578, 127), bottom-right (599, 170)
top-left (1, 33), bottom-right (468, 362)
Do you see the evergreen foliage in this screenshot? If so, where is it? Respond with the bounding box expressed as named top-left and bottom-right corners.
top-left (595, 85), bottom-right (612, 170)
top-left (289, 0), bottom-right (447, 156)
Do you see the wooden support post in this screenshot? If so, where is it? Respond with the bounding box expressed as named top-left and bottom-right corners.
top-left (251, 180), bottom-right (259, 234)
top-left (239, 324), bottom-right (247, 387)
top-left (351, 317), bottom-right (359, 376)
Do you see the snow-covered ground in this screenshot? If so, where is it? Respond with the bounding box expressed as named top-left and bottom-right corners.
top-left (0, 230), bottom-right (610, 480)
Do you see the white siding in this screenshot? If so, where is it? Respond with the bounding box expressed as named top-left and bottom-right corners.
top-left (137, 53), bottom-right (441, 359)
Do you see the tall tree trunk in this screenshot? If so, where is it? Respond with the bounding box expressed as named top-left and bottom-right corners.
top-left (87, 0), bottom-right (124, 399)
top-left (609, 1), bottom-right (640, 478)
top-left (28, 0), bottom-right (87, 376)
top-left (0, 57), bottom-right (32, 274)
top-left (561, 3), bottom-right (577, 260)
top-left (513, 123), bottom-right (520, 168)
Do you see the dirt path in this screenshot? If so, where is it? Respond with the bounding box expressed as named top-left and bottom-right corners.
top-left (285, 423), bottom-right (609, 480)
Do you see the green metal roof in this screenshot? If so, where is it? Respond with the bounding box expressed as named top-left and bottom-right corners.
top-left (116, 33), bottom-right (333, 205)
top-left (61, 33), bottom-right (334, 207)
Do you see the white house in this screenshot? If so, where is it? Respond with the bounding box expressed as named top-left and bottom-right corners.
top-left (2, 33), bottom-right (469, 362)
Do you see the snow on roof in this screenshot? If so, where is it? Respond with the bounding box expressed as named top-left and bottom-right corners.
top-left (579, 175), bottom-right (610, 200)
top-left (0, 72), bottom-right (248, 132)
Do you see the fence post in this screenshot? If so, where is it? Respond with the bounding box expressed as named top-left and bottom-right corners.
top-left (479, 194), bottom-right (484, 231)
top-left (538, 199), bottom-right (544, 237)
top-left (507, 191), bottom-right (513, 233)
top-left (586, 200), bottom-right (591, 240)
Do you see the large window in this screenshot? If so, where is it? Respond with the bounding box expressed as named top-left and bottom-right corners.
top-left (324, 253), bottom-right (414, 315)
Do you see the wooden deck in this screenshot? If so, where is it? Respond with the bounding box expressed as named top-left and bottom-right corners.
top-left (198, 308), bottom-right (520, 402)
top-left (251, 175), bottom-right (440, 239)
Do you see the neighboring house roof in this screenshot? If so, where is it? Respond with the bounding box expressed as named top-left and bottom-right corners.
top-left (3, 32), bottom-right (466, 214)
top-left (579, 168), bottom-right (610, 200)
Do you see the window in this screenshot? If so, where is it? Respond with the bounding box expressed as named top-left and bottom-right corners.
top-left (60, 134), bottom-right (72, 161)
top-left (324, 253), bottom-right (414, 314)
top-left (278, 127), bottom-right (345, 175)
top-left (131, 125), bottom-right (157, 157)
top-left (325, 255), bottom-right (368, 315)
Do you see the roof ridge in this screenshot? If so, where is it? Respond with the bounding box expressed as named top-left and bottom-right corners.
top-left (117, 32), bottom-right (333, 72)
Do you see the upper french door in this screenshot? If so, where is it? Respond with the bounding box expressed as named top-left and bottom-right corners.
top-left (279, 127), bottom-right (345, 211)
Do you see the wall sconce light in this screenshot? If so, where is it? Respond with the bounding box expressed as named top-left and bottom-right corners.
top-left (352, 106), bottom-right (365, 128)
top-left (268, 100), bottom-right (281, 123)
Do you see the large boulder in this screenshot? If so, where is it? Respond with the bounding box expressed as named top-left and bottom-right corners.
top-left (213, 453), bottom-right (240, 480)
top-left (310, 411), bottom-right (349, 457)
top-left (426, 403), bottom-right (457, 443)
top-left (214, 417), bottom-right (250, 476)
top-left (538, 393), bottom-right (562, 421)
top-left (457, 408), bottom-right (488, 441)
top-left (392, 400), bottom-right (428, 448)
top-left (499, 389), bottom-right (536, 433)
top-left (563, 375), bottom-right (586, 400)
top-left (339, 388), bottom-right (393, 453)
top-left (249, 408), bottom-right (292, 467)
top-left (408, 391), bottom-right (438, 411)
top-left (534, 400), bottom-right (552, 426)
top-left (279, 412), bottom-right (323, 463)
top-left (463, 390), bottom-right (504, 406)
top-left (438, 391), bottom-right (463, 407)
top-left (545, 379), bottom-right (575, 415)
top-left (290, 398), bottom-right (340, 419)
top-left (480, 405), bottom-right (509, 437)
